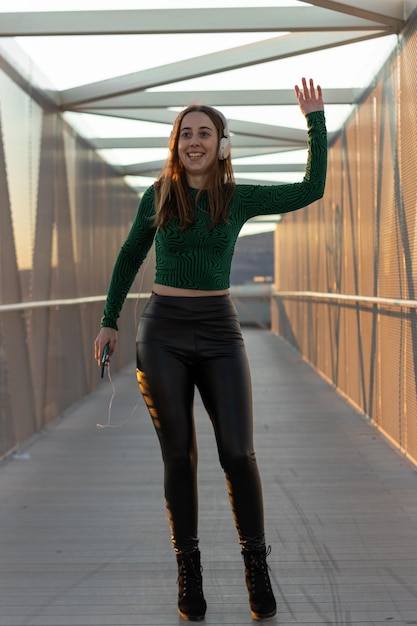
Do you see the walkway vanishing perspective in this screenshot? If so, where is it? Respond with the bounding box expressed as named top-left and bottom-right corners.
top-left (1, 329), bottom-right (417, 626)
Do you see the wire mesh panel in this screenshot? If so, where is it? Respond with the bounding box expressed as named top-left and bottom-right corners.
top-left (273, 12), bottom-right (417, 465)
top-left (399, 21), bottom-right (417, 462)
top-left (0, 66), bottom-right (153, 458)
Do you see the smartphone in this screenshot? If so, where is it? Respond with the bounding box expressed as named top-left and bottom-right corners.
top-left (101, 343), bottom-right (110, 378)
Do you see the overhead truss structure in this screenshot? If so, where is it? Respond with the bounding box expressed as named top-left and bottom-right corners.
top-left (0, 0), bottom-right (414, 208)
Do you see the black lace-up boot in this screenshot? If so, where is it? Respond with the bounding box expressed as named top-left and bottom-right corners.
top-left (242, 546), bottom-right (276, 620)
top-left (176, 549), bottom-right (207, 621)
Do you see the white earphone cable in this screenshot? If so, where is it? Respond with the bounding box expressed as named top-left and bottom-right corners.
top-left (96, 232), bottom-right (156, 430)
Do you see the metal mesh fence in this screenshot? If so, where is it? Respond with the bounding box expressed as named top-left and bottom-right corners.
top-left (0, 67), bottom-right (154, 458)
top-left (272, 12), bottom-right (417, 465)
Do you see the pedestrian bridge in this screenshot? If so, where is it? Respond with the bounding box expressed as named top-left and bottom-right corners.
top-left (1, 329), bottom-right (417, 626)
top-left (2, 5), bottom-right (417, 625)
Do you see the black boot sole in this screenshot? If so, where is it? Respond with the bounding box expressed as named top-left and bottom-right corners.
top-left (251, 608), bottom-right (277, 620)
top-left (178, 609), bottom-right (206, 621)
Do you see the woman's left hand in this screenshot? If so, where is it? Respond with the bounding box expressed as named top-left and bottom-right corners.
top-left (295, 77), bottom-right (324, 115)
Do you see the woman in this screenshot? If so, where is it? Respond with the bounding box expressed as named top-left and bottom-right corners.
top-left (94, 78), bottom-right (327, 621)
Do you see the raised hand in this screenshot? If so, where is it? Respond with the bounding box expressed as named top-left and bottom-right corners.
top-left (295, 77), bottom-right (324, 115)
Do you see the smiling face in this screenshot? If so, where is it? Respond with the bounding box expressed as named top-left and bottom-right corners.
top-left (177, 111), bottom-right (219, 188)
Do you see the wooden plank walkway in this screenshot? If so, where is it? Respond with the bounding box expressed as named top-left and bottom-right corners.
top-left (1, 329), bottom-right (417, 626)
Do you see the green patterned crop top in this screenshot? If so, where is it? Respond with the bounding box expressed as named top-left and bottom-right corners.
top-left (101, 110), bottom-right (327, 329)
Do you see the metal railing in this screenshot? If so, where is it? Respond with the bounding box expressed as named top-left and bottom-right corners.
top-left (0, 293), bottom-right (151, 312)
top-left (275, 291), bottom-right (417, 309)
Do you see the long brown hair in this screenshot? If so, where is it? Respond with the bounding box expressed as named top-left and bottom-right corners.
top-left (154, 105), bottom-right (235, 230)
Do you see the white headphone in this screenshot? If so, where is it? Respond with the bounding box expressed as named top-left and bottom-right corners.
top-left (214, 108), bottom-right (232, 160)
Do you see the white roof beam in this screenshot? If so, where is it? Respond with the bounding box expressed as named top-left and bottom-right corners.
top-left (234, 163), bottom-right (306, 173)
top-left (78, 109), bottom-right (311, 143)
top-left (120, 161), bottom-right (169, 176)
top-left (60, 31), bottom-right (385, 107)
top-left (0, 8), bottom-right (396, 37)
top-left (217, 146), bottom-right (303, 158)
top-left (231, 177), bottom-right (284, 186)
top-left (121, 161), bottom-right (306, 176)
top-left (220, 147), bottom-right (303, 158)
top-left (71, 87), bottom-right (361, 110)
top-left (298, 0), bottom-right (405, 28)
top-left (91, 137), bottom-right (301, 150)
top-left (246, 216), bottom-right (283, 223)
top-left (92, 137), bottom-right (169, 149)
top-left (80, 108), bottom-right (177, 125)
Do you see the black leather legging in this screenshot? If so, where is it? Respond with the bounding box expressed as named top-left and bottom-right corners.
top-left (136, 294), bottom-right (265, 553)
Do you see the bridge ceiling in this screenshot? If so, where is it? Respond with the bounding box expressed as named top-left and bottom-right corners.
top-left (0, 0), bottom-right (413, 229)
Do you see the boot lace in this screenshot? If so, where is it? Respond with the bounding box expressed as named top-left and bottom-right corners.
top-left (177, 554), bottom-right (204, 598)
top-left (247, 545), bottom-right (273, 593)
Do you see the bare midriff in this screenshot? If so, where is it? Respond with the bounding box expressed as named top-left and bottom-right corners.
top-left (152, 283), bottom-right (229, 297)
